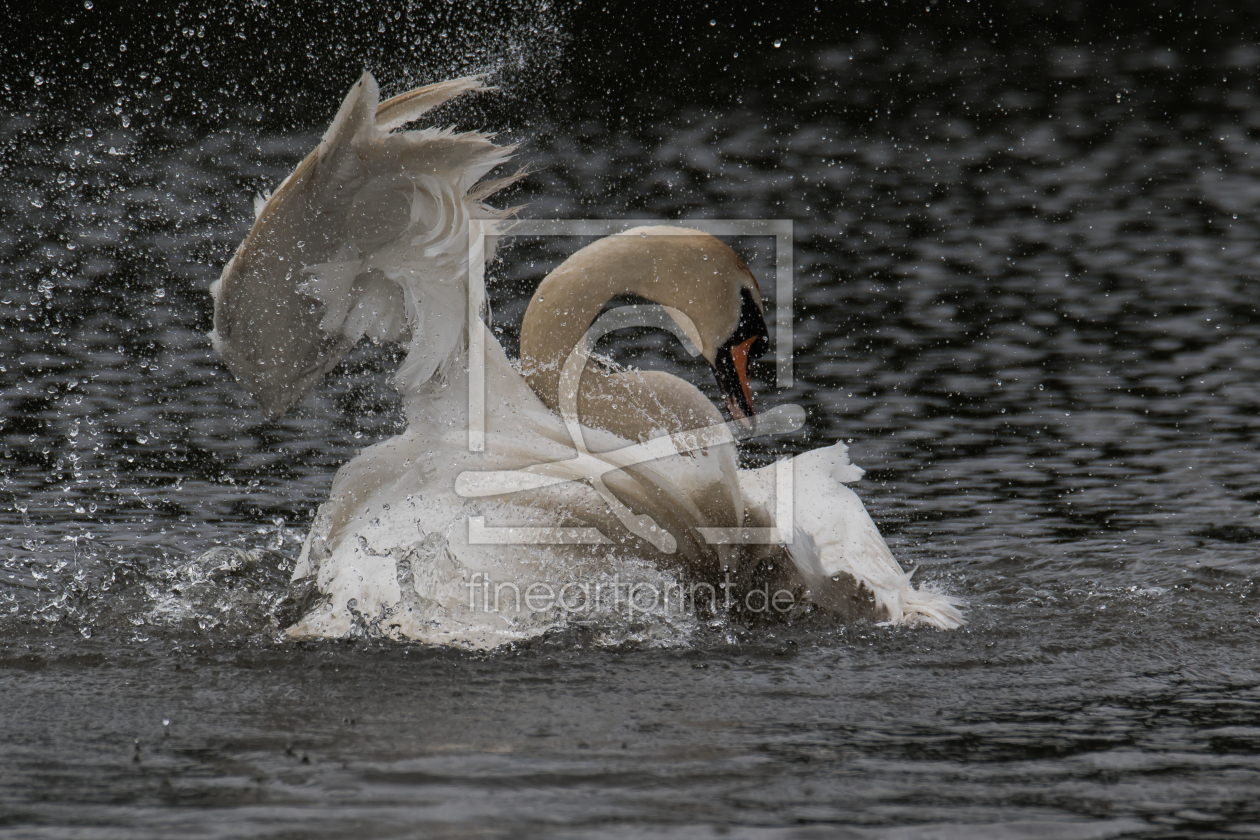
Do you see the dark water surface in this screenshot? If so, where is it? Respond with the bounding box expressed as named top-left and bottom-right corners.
top-left (4, 3), bottom-right (1260, 837)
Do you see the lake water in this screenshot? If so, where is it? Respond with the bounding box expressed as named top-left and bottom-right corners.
top-left (3, 3), bottom-right (1260, 837)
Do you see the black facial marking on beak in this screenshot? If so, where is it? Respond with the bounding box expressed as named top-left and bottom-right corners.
top-left (712, 287), bottom-right (769, 430)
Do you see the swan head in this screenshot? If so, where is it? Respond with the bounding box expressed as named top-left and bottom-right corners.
top-left (611, 226), bottom-right (770, 430)
top-left (710, 284), bottom-right (770, 430)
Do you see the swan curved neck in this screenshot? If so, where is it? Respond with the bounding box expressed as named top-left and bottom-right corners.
top-left (519, 228), bottom-right (745, 418)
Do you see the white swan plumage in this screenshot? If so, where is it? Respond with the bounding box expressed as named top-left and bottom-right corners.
top-left (209, 71), bottom-right (964, 648)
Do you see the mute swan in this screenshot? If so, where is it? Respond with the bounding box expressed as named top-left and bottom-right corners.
top-left (209, 72), bottom-right (963, 647)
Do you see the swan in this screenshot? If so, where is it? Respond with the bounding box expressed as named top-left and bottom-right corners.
top-left (209, 71), bottom-right (964, 647)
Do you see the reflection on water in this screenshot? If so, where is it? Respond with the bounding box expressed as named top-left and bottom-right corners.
top-left (3, 9), bottom-right (1260, 837)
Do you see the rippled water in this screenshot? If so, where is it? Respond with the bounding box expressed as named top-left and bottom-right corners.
top-left (4, 4), bottom-right (1260, 837)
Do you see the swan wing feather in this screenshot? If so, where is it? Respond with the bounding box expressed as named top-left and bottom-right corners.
top-left (210, 71), bottom-right (513, 419)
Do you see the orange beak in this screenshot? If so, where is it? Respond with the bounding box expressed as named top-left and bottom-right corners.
top-left (729, 336), bottom-right (758, 419)
top-left (712, 286), bottom-right (770, 431)
top-left (715, 335), bottom-right (761, 431)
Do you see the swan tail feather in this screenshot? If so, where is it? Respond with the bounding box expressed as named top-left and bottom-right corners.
top-left (742, 442), bottom-right (967, 630)
top-left (890, 584), bottom-right (967, 629)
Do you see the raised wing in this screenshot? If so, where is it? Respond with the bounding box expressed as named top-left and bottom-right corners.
top-left (209, 71), bottom-right (515, 420)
